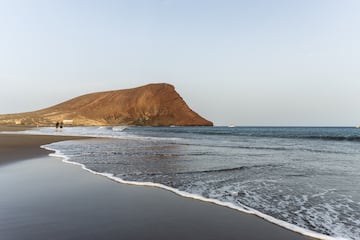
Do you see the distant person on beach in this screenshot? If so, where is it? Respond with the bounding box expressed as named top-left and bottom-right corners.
top-left (56, 122), bottom-right (60, 131)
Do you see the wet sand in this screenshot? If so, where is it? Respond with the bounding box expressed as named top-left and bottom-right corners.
top-left (0, 133), bottom-right (314, 240)
top-left (0, 134), bottom-right (84, 165)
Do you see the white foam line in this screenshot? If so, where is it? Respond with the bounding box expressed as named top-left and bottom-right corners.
top-left (2, 129), bottom-right (183, 142)
top-left (41, 144), bottom-right (348, 240)
top-left (0, 130), bottom-right (100, 138)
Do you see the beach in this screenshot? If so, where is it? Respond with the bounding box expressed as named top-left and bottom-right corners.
top-left (0, 132), bottom-right (315, 240)
top-left (0, 133), bottom-right (84, 165)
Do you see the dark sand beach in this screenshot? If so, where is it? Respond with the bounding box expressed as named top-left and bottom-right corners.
top-left (0, 133), bottom-right (84, 165)
top-left (0, 133), bottom-right (314, 240)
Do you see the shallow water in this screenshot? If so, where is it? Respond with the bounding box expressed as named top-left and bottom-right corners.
top-left (28, 126), bottom-right (360, 240)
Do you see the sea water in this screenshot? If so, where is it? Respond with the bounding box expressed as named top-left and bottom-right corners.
top-left (24, 126), bottom-right (360, 240)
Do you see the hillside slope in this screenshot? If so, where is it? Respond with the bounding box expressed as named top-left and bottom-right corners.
top-left (0, 83), bottom-right (213, 126)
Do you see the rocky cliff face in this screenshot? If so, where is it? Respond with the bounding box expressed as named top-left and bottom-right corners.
top-left (0, 83), bottom-right (213, 126)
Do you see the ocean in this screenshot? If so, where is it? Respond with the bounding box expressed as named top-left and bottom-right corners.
top-left (24, 126), bottom-right (360, 240)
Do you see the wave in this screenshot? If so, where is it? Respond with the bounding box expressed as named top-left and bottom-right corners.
top-left (11, 127), bottom-right (360, 145)
top-left (41, 144), bottom-right (341, 240)
top-left (143, 127), bottom-right (360, 142)
top-left (112, 126), bottom-right (127, 132)
top-left (175, 142), bottom-right (347, 155)
top-left (16, 127), bottom-right (183, 143)
top-left (209, 133), bottom-right (360, 142)
top-left (173, 142), bottom-right (290, 151)
top-left (173, 164), bottom-right (281, 175)
top-left (304, 135), bottom-right (360, 142)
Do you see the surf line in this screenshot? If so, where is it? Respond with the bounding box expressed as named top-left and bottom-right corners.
top-left (41, 144), bottom-right (342, 240)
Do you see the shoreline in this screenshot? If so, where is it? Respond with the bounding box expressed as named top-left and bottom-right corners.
top-left (0, 133), bottom-right (85, 166)
top-left (0, 132), bottom-right (318, 240)
top-left (45, 144), bottom-right (330, 240)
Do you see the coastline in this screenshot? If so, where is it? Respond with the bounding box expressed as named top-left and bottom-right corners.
top-left (0, 132), bottom-right (316, 240)
top-left (0, 133), bottom-right (84, 166)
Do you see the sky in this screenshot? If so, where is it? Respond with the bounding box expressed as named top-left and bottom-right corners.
top-left (0, 0), bottom-right (359, 126)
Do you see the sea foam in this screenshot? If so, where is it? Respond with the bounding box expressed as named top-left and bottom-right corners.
top-left (9, 126), bottom-right (359, 240)
top-left (41, 144), bottom-right (341, 240)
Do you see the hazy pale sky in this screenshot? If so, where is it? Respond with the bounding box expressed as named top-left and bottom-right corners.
top-left (1, 0), bottom-right (359, 126)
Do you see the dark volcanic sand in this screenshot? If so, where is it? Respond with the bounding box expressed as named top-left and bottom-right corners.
top-left (0, 134), bottom-right (314, 240)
